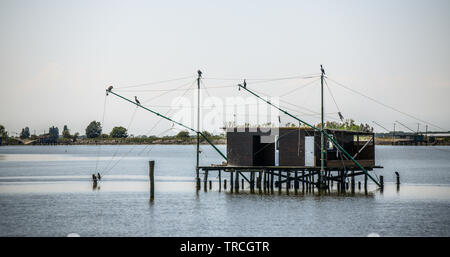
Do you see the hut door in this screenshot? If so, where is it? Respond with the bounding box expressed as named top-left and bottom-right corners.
top-left (305, 136), bottom-right (314, 166)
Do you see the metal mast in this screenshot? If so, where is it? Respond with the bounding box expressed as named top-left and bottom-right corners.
top-left (320, 65), bottom-right (325, 187)
top-left (196, 70), bottom-right (202, 189)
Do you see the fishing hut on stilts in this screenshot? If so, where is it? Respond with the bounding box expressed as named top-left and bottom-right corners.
top-left (199, 65), bottom-right (383, 193)
top-left (106, 65), bottom-right (383, 195)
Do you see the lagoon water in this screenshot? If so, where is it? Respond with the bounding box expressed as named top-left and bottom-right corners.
top-left (0, 145), bottom-right (449, 236)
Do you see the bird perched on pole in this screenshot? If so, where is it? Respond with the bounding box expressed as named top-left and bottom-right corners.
top-left (238, 79), bottom-right (247, 91)
top-left (135, 96), bottom-right (141, 105)
top-left (338, 112), bottom-right (344, 121)
top-left (106, 85), bottom-right (113, 95)
top-left (320, 65), bottom-right (325, 75)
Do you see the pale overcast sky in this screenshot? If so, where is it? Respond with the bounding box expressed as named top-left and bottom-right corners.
top-left (1, 0), bottom-right (449, 136)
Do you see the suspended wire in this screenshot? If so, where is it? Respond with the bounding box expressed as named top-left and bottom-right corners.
top-left (94, 93), bottom-right (108, 174)
top-left (142, 80), bottom-right (196, 104)
top-left (203, 73), bottom-right (321, 81)
top-left (136, 80), bottom-right (197, 156)
top-left (101, 106), bottom-right (139, 174)
top-left (114, 75), bottom-right (193, 90)
top-left (324, 78), bottom-right (342, 116)
top-left (278, 78), bottom-right (320, 97)
top-left (327, 77), bottom-right (447, 131)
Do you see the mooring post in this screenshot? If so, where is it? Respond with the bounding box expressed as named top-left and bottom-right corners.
top-left (224, 179), bottom-right (227, 190)
top-left (209, 180), bottom-right (212, 190)
top-left (241, 179), bottom-right (244, 190)
top-left (358, 181), bottom-right (361, 190)
top-left (380, 175), bottom-right (384, 189)
top-left (149, 160), bottom-right (155, 201)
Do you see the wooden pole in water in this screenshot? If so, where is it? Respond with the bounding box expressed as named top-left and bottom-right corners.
top-left (209, 180), bottom-right (212, 190)
top-left (278, 170), bottom-right (282, 193)
top-left (302, 171), bottom-right (305, 191)
top-left (230, 170), bottom-right (234, 193)
top-left (351, 170), bottom-right (355, 193)
top-left (224, 179), bottom-right (227, 190)
top-left (204, 170), bottom-right (208, 192)
top-left (241, 179), bottom-right (244, 190)
top-left (395, 171), bottom-right (400, 186)
top-left (364, 174), bottom-right (368, 194)
top-left (294, 171), bottom-right (298, 194)
top-left (263, 170), bottom-right (267, 193)
top-left (250, 171), bottom-right (255, 193)
top-left (270, 171), bottom-right (274, 193)
top-left (380, 175), bottom-right (384, 189)
top-left (219, 170), bottom-right (222, 192)
top-left (287, 171), bottom-right (291, 189)
top-left (258, 171), bottom-right (262, 194)
top-left (235, 171), bottom-right (240, 192)
top-left (149, 160), bottom-right (155, 201)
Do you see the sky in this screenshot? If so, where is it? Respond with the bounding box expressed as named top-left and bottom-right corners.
top-left (0, 0), bottom-right (449, 136)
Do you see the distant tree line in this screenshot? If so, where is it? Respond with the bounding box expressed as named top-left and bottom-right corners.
top-left (0, 121), bottom-right (225, 145)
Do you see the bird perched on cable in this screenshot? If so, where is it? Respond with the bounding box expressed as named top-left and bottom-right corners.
top-left (135, 96), bottom-right (141, 105)
top-left (320, 65), bottom-right (325, 75)
top-left (197, 70), bottom-right (202, 78)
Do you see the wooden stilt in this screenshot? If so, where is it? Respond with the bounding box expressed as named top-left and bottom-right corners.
top-left (263, 170), bottom-right (267, 193)
top-left (351, 170), bottom-right (355, 193)
top-left (204, 170), bottom-right (208, 192)
top-left (270, 171), bottom-right (274, 193)
top-left (230, 170), bottom-right (234, 193)
top-left (302, 171), bottom-right (305, 192)
top-left (250, 172), bottom-right (255, 193)
top-left (149, 160), bottom-right (155, 201)
top-left (364, 174), bottom-right (368, 193)
top-left (241, 179), bottom-right (244, 190)
top-left (258, 171), bottom-right (262, 194)
top-left (278, 170), bottom-right (282, 193)
top-left (294, 171), bottom-right (298, 194)
top-left (219, 170), bottom-right (222, 192)
top-left (235, 171), bottom-right (240, 193)
top-left (224, 179), bottom-right (227, 190)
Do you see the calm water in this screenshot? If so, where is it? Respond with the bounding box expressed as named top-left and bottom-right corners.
top-left (0, 145), bottom-right (449, 237)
